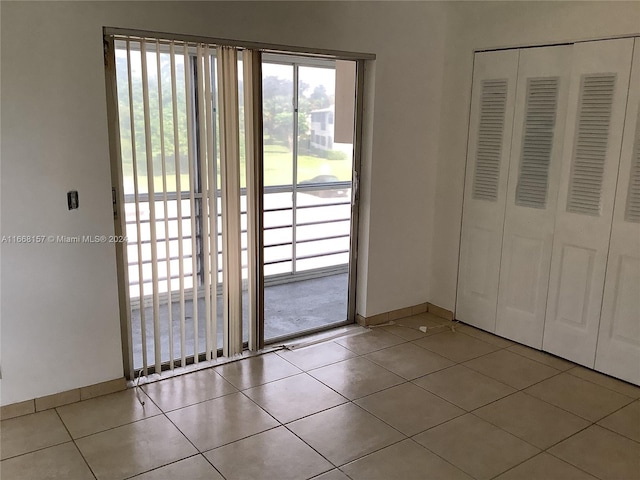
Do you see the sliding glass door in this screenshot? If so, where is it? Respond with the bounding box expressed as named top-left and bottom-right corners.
top-left (262, 55), bottom-right (357, 342)
top-left (106, 31), bottom-right (362, 378)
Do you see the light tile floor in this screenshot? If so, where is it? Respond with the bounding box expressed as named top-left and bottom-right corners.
top-left (2, 312), bottom-right (639, 480)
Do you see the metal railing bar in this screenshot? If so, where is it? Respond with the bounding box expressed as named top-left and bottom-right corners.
top-left (126, 215), bottom-right (192, 225)
top-left (264, 224), bottom-right (296, 231)
top-left (126, 198), bottom-right (350, 225)
top-left (129, 274), bottom-right (198, 287)
top-left (124, 191), bottom-right (201, 202)
top-left (295, 201), bottom-right (350, 210)
top-left (263, 264), bottom-right (348, 286)
top-left (123, 182), bottom-right (350, 204)
top-left (264, 234), bottom-right (349, 248)
top-left (296, 218), bottom-right (351, 227)
top-left (294, 234), bottom-right (350, 244)
top-left (131, 226), bottom-right (349, 247)
top-left (134, 236), bottom-right (194, 245)
top-left (128, 254), bottom-right (194, 267)
top-left (296, 181), bottom-right (351, 191)
top-left (262, 241), bottom-right (293, 249)
top-left (126, 199), bottom-right (350, 226)
top-left (263, 249), bottom-right (349, 266)
top-left (130, 230), bottom-right (350, 263)
top-left (295, 250), bottom-right (350, 261)
top-left (263, 206), bottom-right (294, 213)
top-left (263, 258), bottom-right (293, 266)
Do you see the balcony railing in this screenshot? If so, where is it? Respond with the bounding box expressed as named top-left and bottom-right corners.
top-left (124, 182), bottom-right (351, 304)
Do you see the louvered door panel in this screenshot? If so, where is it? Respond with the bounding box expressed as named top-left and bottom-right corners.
top-left (515, 77), bottom-right (560, 209)
top-left (596, 38), bottom-right (640, 386)
top-left (496, 46), bottom-right (571, 348)
top-left (625, 109), bottom-right (640, 223)
top-left (567, 75), bottom-right (617, 215)
top-left (457, 50), bottom-right (518, 332)
top-left (473, 80), bottom-right (508, 201)
top-left (543, 38), bottom-right (634, 367)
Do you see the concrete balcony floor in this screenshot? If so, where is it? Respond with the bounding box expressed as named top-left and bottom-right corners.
top-left (131, 272), bottom-right (349, 370)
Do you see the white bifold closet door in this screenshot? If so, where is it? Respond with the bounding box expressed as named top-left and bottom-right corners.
top-left (595, 38), bottom-right (640, 385)
top-left (495, 46), bottom-right (572, 348)
top-left (456, 50), bottom-right (518, 331)
top-left (543, 38), bottom-right (634, 367)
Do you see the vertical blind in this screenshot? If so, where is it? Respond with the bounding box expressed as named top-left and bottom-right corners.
top-left (111, 37), bottom-right (262, 375)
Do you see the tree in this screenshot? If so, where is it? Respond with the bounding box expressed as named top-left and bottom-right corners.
top-left (261, 76), bottom-right (333, 148)
top-left (309, 84), bottom-right (331, 109)
top-left (262, 75), bottom-right (293, 146)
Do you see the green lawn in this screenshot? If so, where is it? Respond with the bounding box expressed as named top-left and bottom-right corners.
top-left (264, 144), bottom-right (352, 186)
top-left (123, 143), bottom-right (352, 194)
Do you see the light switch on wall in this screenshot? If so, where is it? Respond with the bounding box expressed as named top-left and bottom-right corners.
top-left (67, 190), bottom-right (79, 210)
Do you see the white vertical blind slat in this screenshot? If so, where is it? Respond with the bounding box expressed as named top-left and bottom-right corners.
top-left (126, 40), bottom-right (149, 376)
top-left (169, 42), bottom-right (188, 367)
top-left (197, 45), bottom-right (213, 361)
top-left (184, 43), bottom-right (199, 364)
top-left (140, 40), bottom-right (162, 374)
top-left (204, 47), bottom-right (219, 359)
top-left (156, 40), bottom-right (174, 370)
top-left (217, 46), bottom-right (243, 356)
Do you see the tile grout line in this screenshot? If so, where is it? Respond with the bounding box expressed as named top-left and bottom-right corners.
top-left (193, 385), bottom-right (337, 479)
top-left (564, 367), bottom-right (640, 398)
top-left (455, 322), bottom-right (639, 395)
top-left (594, 407), bottom-right (640, 445)
top-left (486, 446), bottom-right (598, 480)
top-left (251, 338), bottom-right (423, 473)
top-left (345, 330), bottom-right (603, 479)
top-left (465, 371), bottom-right (565, 414)
top-left (409, 364), bottom-right (517, 411)
top-left (462, 367), bottom-right (623, 438)
top-left (522, 371), bottom-right (638, 423)
top-left (282, 341), bottom-right (478, 477)
top-left (275, 349), bottom-right (357, 372)
top-left (159, 402), bottom-right (230, 479)
top-left (7, 318), bottom-right (638, 479)
top-left (53, 408), bottom-right (98, 480)
top-left (164, 389), bottom-right (283, 452)
top-left (123, 453), bottom-right (214, 480)
top-left (431, 341), bottom-right (638, 480)
top-left (403, 436), bottom-right (480, 480)
top-left (282, 420), bottom-right (353, 472)
top-left (161, 339), bottom-right (634, 480)
top-left (201, 453), bottom-right (230, 480)
top-left (64, 390), bottom-right (167, 442)
top-left (0, 439), bottom-right (73, 464)
top-left (502, 347), bottom-right (575, 371)
top-left (145, 388), bottom-right (238, 415)
top-left (543, 442), bottom-right (608, 480)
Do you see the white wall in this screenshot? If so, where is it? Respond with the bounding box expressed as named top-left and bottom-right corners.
top-left (0, 1), bottom-right (447, 404)
top-left (430, 1), bottom-right (640, 313)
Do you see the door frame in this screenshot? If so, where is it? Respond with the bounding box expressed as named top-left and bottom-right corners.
top-left (103, 27), bottom-right (373, 378)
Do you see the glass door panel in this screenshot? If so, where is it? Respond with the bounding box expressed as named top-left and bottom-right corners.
top-left (262, 56), bottom-right (356, 342)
